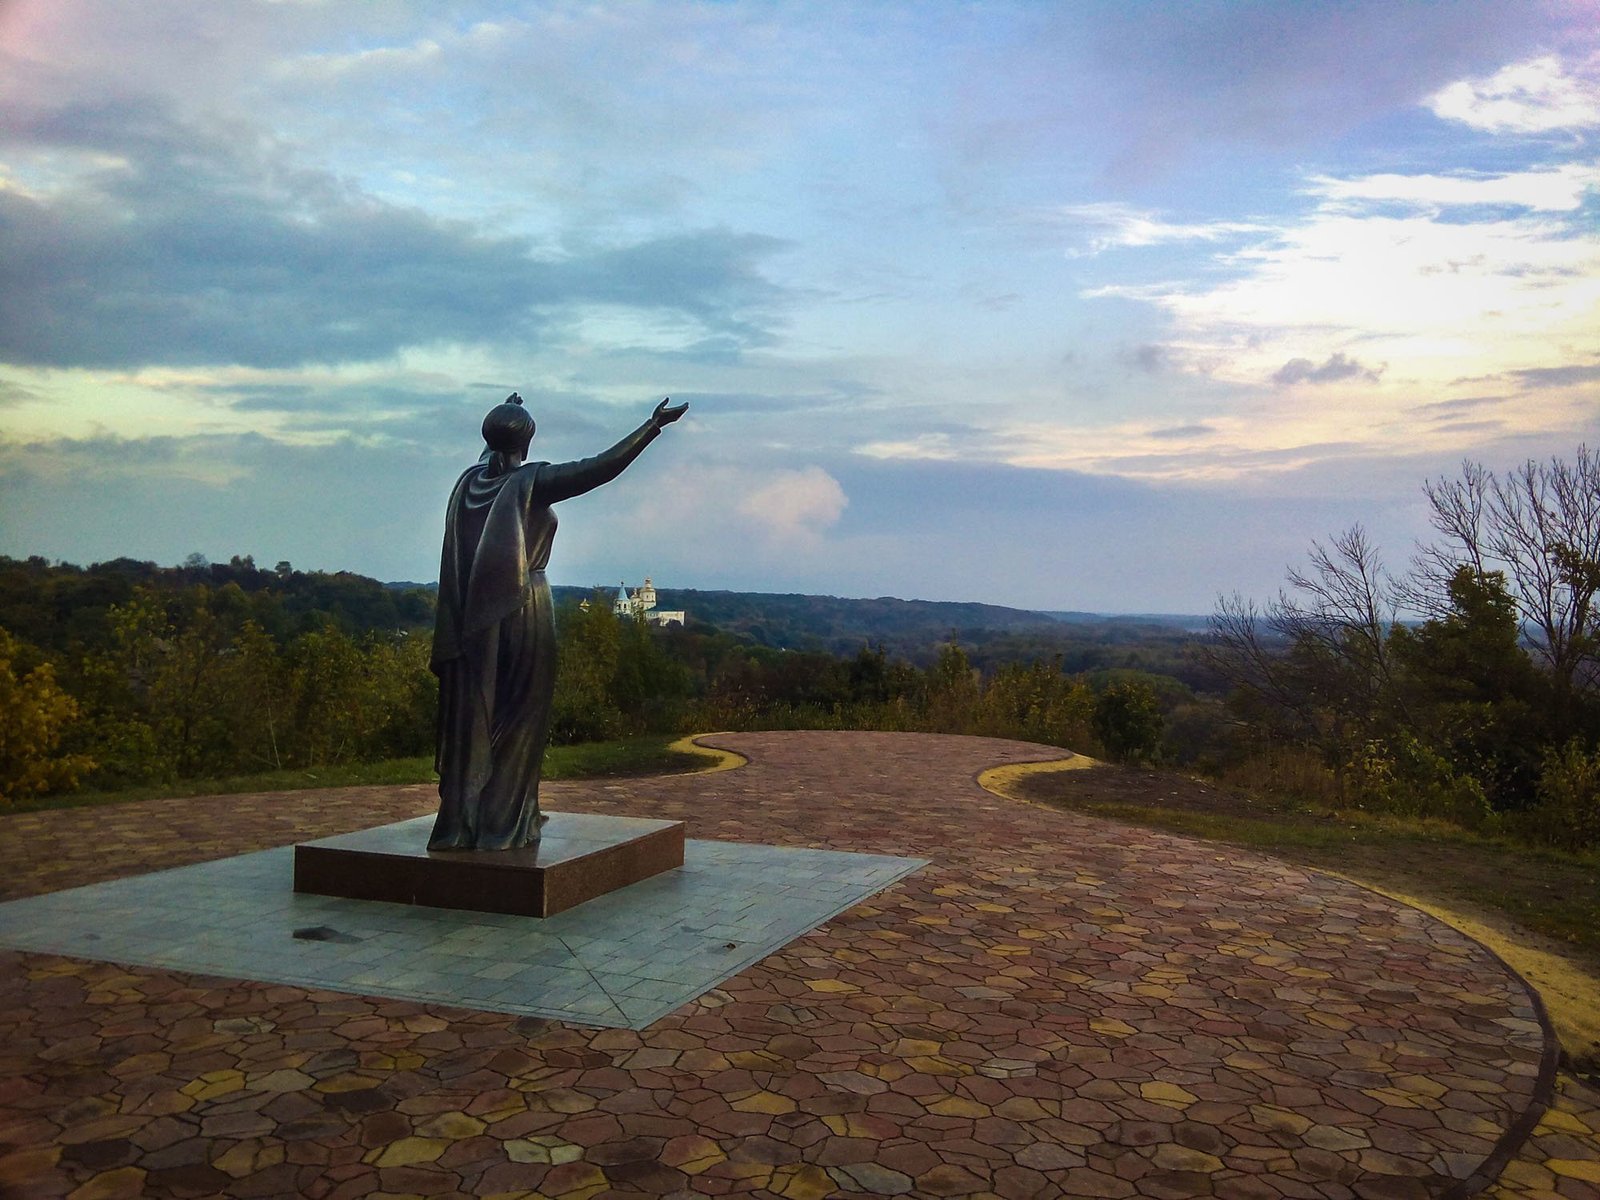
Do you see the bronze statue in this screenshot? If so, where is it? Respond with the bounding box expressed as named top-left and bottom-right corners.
top-left (428, 394), bottom-right (688, 850)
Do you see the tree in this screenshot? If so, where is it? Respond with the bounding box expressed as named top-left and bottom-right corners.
top-left (1093, 680), bottom-right (1163, 762)
top-left (0, 627), bottom-right (94, 803)
top-left (1419, 448), bottom-right (1599, 722)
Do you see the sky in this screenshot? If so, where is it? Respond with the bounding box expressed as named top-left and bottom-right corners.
top-left (0, 1), bottom-right (1596, 613)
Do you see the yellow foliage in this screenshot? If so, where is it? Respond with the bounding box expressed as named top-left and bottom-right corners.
top-left (0, 627), bottom-right (95, 804)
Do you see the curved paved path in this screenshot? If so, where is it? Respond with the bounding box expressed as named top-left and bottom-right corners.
top-left (0, 731), bottom-right (1587, 1199)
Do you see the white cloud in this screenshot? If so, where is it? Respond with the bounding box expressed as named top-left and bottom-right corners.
top-left (1307, 164), bottom-right (1600, 212)
top-left (738, 466), bottom-right (848, 545)
top-left (855, 433), bottom-right (957, 462)
top-left (1427, 55), bottom-right (1600, 133)
top-left (1044, 202), bottom-right (1265, 255)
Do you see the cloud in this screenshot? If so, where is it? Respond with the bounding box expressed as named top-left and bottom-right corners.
top-left (1511, 363), bottom-right (1600, 388)
top-left (1047, 202), bottom-right (1263, 255)
top-left (855, 433), bottom-right (958, 462)
top-left (1307, 164), bottom-right (1600, 212)
top-left (1272, 352), bottom-right (1384, 386)
top-left (0, 97), bottom-right (789, 370)
top-left (1427, 55), bottom-right (1600, 133)
top-left (1149, 424), bottom-right (1216, 441)
top-left (1087, 153), bottom-right (1600, 416)
top-left (737, 467), bottom-right (848, 545)
top-left (1130, 344), bottom-right (1171, 373)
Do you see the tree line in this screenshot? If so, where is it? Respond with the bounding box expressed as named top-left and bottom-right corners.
top-left (0, 558), bottom-right (1169, 804)
top-left (1207, 448), bottom-right (1598, 850)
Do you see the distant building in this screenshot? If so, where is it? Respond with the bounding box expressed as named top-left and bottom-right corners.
top-left (611, 576), bottom-right (685, 627)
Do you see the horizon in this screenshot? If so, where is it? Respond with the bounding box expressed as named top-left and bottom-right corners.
top-left (1, 3), bottom-right (1596, 613)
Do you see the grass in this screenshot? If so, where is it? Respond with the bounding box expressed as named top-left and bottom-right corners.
top-left (6, 735), bottom-right (712, 814)
top-left (1002, 762), bottom-right (1600, 1073)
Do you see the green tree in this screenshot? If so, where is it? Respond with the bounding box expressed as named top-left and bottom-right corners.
top-left (1093, 680), bottom-right (1163, 762)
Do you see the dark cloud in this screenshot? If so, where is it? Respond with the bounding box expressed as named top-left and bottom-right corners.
top-left (0, 98), bottom-right (789, 370)
top-left (1149, 423), bottom-right (1215, 440)
top-left (1129, 343), bottom-right (1171, 372)
top-left (1414, 395), bottom-right (1508, 413)
top-left (1512, 363), bottom-right (1600, 388)
top-left (1272, 352), bottom-right (1383, 386)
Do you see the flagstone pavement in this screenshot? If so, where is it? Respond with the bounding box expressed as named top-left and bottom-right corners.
top-left (2, 730), bottom-right (1596, 1200)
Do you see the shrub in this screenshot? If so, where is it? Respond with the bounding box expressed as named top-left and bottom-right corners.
top-left (1513, 740), bottom-right (1600, 852)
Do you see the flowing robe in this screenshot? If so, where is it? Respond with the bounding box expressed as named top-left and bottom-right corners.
top-left (428, 420), bottom-right (660, 850)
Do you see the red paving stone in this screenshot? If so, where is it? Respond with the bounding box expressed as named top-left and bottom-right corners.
top-left (1, 730), bottom-right (1595, 1199)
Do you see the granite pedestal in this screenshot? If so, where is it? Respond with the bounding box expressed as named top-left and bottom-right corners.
top-left (293, 811), bottom-right (685, 917)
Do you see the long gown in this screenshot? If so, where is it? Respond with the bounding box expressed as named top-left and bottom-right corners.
top-left (428, 419), bottom-right (661, 850)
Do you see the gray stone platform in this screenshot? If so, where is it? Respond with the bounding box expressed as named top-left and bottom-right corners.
top-left (0, 818), bottom-right (925, 1029)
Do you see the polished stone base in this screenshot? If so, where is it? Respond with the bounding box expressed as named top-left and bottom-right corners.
top-left (293, 812), bottom-right (686, 917)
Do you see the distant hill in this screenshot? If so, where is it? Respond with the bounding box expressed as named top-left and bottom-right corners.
top-left (551, 583), bottom-right (1209, 663)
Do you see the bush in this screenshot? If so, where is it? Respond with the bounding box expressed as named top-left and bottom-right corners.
top-left (1093, 680), bottom-right (1163, 762)
top-left (1343, 735), bottom-right (1495, 830)
top-left (1513, 740), bottom-right (1600, 852)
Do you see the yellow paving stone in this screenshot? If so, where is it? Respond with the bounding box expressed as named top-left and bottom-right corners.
top-left (1250, 1104), bottom-right (1313, 1135)
top-left (1394, 1073), bottom-right (1448, 1099)
top-left (66, 1167), bottom-right (147, 1200)
top-left (1153, 1144), bottom-right (1224, 1173)
top-left (1140, 1081), bottom-right (1198, 1107)
top-left (417, 1110), bottom-right (487, 1138)
top-left (367, 1137), bottom-right (449, 1168)
top-left (889, 1038), bottom-right (942, 1057)
top-left (1363, 1087), bottom-right (1425, 1109)
top-left (180, 1068), bottom-right (245, 1101)
top-left (1496, 1160), bottom-right (1557, 1189)
top-left (927, 1095), bottom-right (990, 1118)
top-left (728, 1049), bottom-right (788, 1070)
top-left (771, 1163), bottom-right (834, 1200)
top-left (804, 978), bottom-right (858, 993)
top-left (1223, 1052), bottom-right (1270, 1070)
top-left (662, 1135), bottom-right (725, 1174)
top-left (823, 1113), bottom-right (888, 1138)
top-left (731, 1090), bottom-right (797, 1115)
top-left (911, 914), bottom-right (949, 925)
top-left (1538, 1107), bottom-right (1594, 1135)
top-left (213, 1140), bottom-right (285, 1179)
top-left (366, 1051), bottom-right (426, 1071)
top-left (505, 1137), bottom-right (583, 1165)
top-left (1091, 1018), bottom-right (1138, 1037)
top-left (1546, 1159), bottom-right (1600, 1183)
top-left (973, 902), bottom-right (1013, 913)
top-left (986, 944), bottom-right (1032, 956)
top-left (314, 1072), bottom-right (384, 1094)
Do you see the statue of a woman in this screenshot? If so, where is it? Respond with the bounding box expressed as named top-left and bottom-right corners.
top-left (428, 394), bottom-right (688, 850)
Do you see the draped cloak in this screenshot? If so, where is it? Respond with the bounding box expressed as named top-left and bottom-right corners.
top-left (428, 419), bottom-right (661, 850)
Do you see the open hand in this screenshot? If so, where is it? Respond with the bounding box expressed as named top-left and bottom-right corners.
top-left (653, 397), bottom-right (689, 426)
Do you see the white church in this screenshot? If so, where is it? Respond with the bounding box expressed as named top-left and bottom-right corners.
top-left (594, 577), bottom-right (686, 627)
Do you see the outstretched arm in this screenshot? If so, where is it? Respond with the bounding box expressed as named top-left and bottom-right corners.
top-left (536, 398), bottom-right (688, 503)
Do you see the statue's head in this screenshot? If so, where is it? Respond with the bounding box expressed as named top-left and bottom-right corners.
top-left (482, 392), bottom-right (535, 455)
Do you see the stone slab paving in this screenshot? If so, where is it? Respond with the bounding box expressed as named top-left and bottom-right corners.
top-left (0, 819), bottom-right (926, 1029)
top-left (0, 730), bottom-right (1591, 1199)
